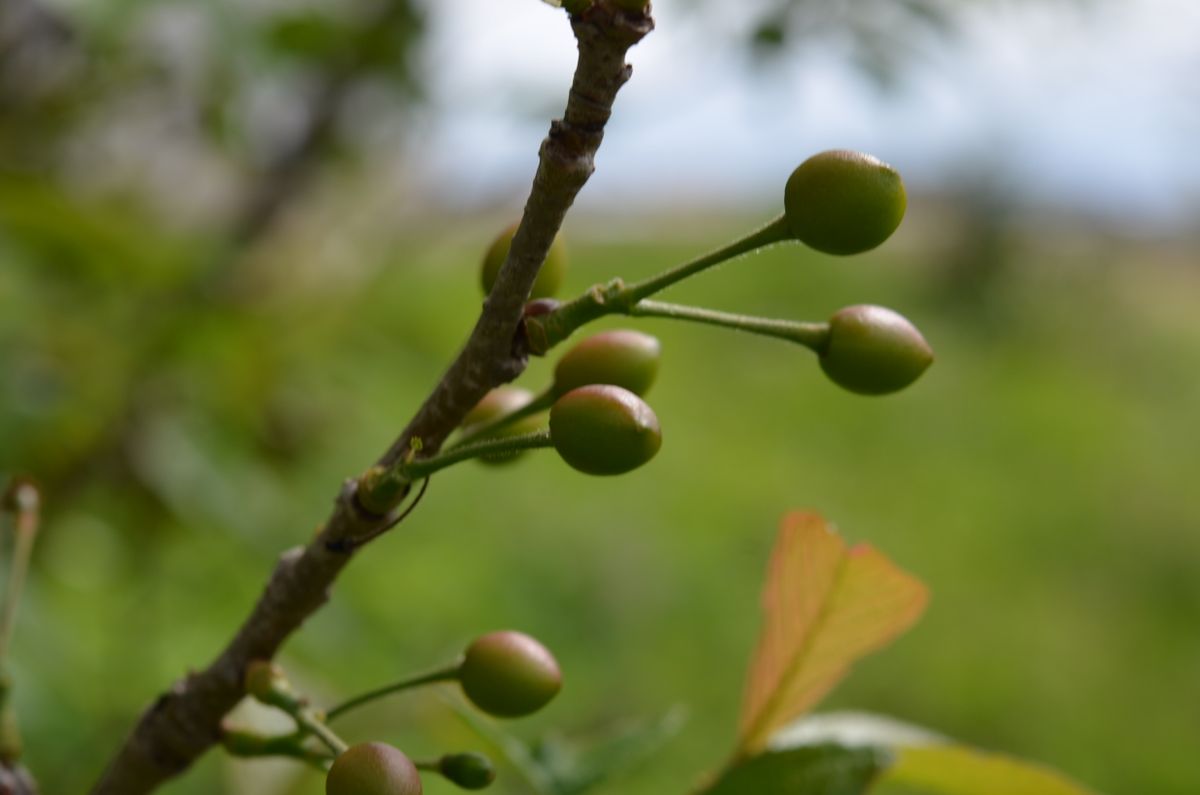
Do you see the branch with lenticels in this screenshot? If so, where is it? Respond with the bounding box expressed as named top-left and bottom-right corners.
top-left (88, 4), bottom-right (652, 794)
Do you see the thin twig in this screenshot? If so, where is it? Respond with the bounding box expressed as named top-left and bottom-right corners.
top-left (88, 4), bottom-right (653, 793)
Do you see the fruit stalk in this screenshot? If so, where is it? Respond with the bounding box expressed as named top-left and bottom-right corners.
top-left (627, 300), bottom-right (828, 349)
top-left (325, 665), bottom-right (461, 723)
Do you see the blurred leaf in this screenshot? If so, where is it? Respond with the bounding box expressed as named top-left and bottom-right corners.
top-left (452, 701), bottom-right (686, 795)
top-left (769, 712), bottom-right (1100, 795)
top-left (529, 707), bottom-right (687, 795)
top-left (263, 13), bottom-right (354, 64)
top-left (702, 743), bottom-right (889, 795)
top-left (737, 513), bottom-right (928, 755)
top-left (0, 179), bottom-right (195, 284)
top-left (879, 745), bottom-right (1100, 795)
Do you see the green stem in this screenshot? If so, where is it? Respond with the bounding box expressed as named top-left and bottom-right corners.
top-left (526, 215), bottom-right (793, 353)
top-left (360, 430), bottom-right (555, 513)
top-left (326, 664), bottom-right (461, 723)
top-left (0, 482), bottom-right (39, 663)
top-left (293, 707), bottom-right (348, 756)
top-left (450, 389), bottom-right (556, 451)
top-left (403, 430), bottom-right (553, 481)
top-left (222, 727), bottom-right (334, 770)
top-left (620, 214), bottom-right (791, 304)
top-left (628, 300), bottom-right (829, 351)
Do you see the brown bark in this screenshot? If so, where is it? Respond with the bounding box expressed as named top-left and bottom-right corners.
top-left (88, 4), bottom-right (653, 793)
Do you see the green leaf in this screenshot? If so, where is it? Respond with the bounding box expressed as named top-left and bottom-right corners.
top-left (702, 743), bottom-right (890, 795)
top-left (879, 745), bottom-right (1100, 795)
top-left (529, 707), bottom-right (687, 795)
top-left (769, 712), bottom-right (1101, 795)
top-left (737, 513), bottom-right (929, 754)
top-left (451, 700), bottom-right (685, 795)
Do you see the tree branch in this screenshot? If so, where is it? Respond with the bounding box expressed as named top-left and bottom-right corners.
top-left (88, 4), bottom-right (652, 793)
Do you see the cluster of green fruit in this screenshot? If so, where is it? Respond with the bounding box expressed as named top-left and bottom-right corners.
top-left (459, 149), bottom-right (931, 478)
top-left (224, 150), bottom-right (932, 791)
top-left (226, 631), bottom-right (562, 794)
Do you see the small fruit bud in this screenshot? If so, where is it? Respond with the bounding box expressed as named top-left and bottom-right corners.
top-left (523, 298), bottom-right (560, 319)
top-left (327, 742), bottom-right (423, 795)
top-left (244, 660), bottom-right (300, 711)
top-left (1, 479), bottom-right (38, 514)
top-left (549, 385), bottom-right (662, 476)
top-left (553, 330), bottom-right (661, 397)
top-left (818, 305), bottom-right (933, 395)
top-left (439, 752), bottom-right (496, 790)
top-left (480, 223), bottom-right (567, 299)
top-left (460, 387), bottom-right (546, 465)
top-left (458, 631), bottom-right (562, 718)
top-left (784, 150), bottom-right (906, 256)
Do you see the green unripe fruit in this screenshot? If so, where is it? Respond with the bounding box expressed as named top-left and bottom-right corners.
top-left (439, 752), bottom-right (496, 790)
top-left (243, 660), bottom-right (300, 710)
top-left (460, 387), bottom-right (546, 465)
top-left (458, 631), bottom-right (562, 718)
top-left (784, 150), bottom-right (906, 256)
top-left (553, 330), bottom-right (661, 397)
top-left (327, 743), bottom-right (423, 795)
top-left (549, 385), bottom-right (661, 476)
top-left (818, 305), bottom-right (933, 395)
top-left (480, 223), bottom-right (567, 299)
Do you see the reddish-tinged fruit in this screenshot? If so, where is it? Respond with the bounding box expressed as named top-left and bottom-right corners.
top-left (460, 387), bottom-right (546, 465)
top-left (553, 330), bottom-right (661, 397)
top-left (784, 150), bottom-right (906, 256)
top-left (549, 385), bottom-right (662, 476)
top-left (327, 742), bottom-right (423, 795)
top-left (819, 305), bottom-right (933, 395)
top-left (459, 631), bottom-right (562, 718)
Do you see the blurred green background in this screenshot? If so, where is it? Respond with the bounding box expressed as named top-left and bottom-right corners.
top-left (2, 1), bottom-right (1198, 794)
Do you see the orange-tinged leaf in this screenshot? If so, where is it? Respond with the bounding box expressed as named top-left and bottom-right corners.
top-left (737, 512), bottom-right (929, 755)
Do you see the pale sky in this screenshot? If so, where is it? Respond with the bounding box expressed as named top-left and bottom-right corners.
top-left (411, 0), bottom-right (1199, 230)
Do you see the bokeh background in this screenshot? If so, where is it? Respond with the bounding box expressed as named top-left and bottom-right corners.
top-left (2, 0), bottom-right (1198, 793)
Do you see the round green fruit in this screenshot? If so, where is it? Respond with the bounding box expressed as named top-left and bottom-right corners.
top-left (459, 631), bottom-right (562, 718)
top-left (549, 385), bottom-right (661, 476)
top-left (460, 387), bottom-right (546, 465)
top-left (439, 752), bottom-right (496, 790)
top-left (243, 660), bottom-right (282, 701)
top-left (243, 660), bottom-right (298, 710)
top-left (327, 742), bottom-right (423, 795)
top-left (783, 150), bottom-right (906, 256)
top-left (818, 305), bottom-right (933, 395)
top-left (480, 223), bottom-right (567, 299)
top-left (553, 330), bottom-right (661, 397)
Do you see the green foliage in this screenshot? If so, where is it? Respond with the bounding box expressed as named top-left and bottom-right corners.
top-left (703, 744), bottom-right (889, 795)
top-left (456, 707), bottom-right (686, 795)
top-left (4, 226), bottom-right (1197, 794)
top-left (764, 713), bottom-right (1098, 795)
